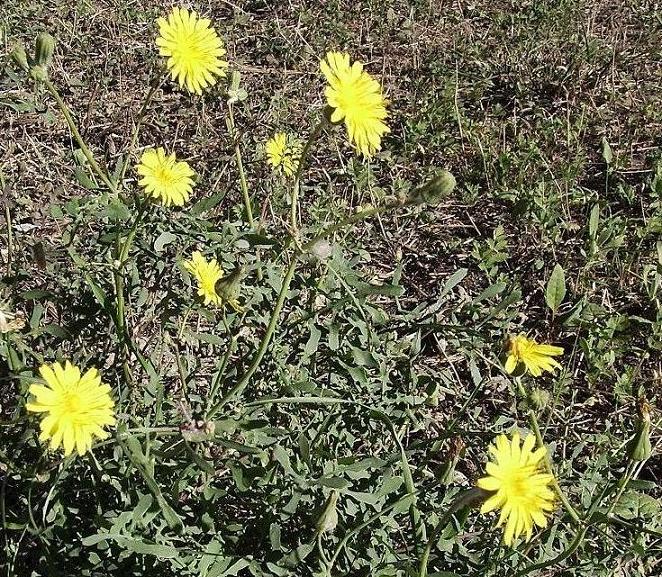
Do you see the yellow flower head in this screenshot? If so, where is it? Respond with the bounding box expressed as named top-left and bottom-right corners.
top-left (156, 7), bottom-right (229, 95)
top-left (265, 132), bottom-right (303, 177)
top-left (505, 334), bottom-right (563, 377)
top-left (26, 361), bottom-right (116, 457)
top-left (184, 251), bottom-right (224, 306)
top-left (136, 147), bottom-right (195, 207)
top-left (183, 252), bottom-right (245, 311)
top-left (478, 432), bottom-right (555, 546)
top-left (320, 51), bottom-right (390, 157)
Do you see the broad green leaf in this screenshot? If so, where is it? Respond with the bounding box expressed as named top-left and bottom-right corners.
top-left (545, 264), bottom-right (566, 314)
top-left (154, 231), bottom-right (177, 252)
top-left (439, 268), bottom-right (467, 299)
top-left (601, 137), bottom-right (613, 164)
top-left (589, 204), bottom-right (600, 238)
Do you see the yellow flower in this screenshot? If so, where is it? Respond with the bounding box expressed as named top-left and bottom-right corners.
top-left (320, 51), bottom-right (390, 157)
top-left (478, 432), bottom-right (555, 546)
top-left (184, 251), bottom-right (224, 306)
top-left (505, 334), bottom-right (563, 377)
top-left (265, 132), bottom-right (302, 177)
top-left (156, 7), bottom-right (229, 94)
top-left (26, 361), bottom-right (115, 457)
top-left (136, 148), bottom-right (195, 207)
top-left (183, 252), bottom-right (245, 311)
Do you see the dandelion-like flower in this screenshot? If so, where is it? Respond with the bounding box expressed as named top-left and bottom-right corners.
top-left (320, 51), bottom-right (389, 157)
top-left (477, 432), bottom-right (555, 546)
top-left (184, 251), bottom-right (224, 306)
top-left (156, 7), bottom-right (229, 95)
top-left (183, 252), bottom-right (245, 311)
top-left (505, 334), bottom-right (564, 377)
top-left (265, 132), bottom-right (303, 177)
top-left (26, 361), bottom-right (115, 457)
top-left (136, 148), bottom-right (195, 207)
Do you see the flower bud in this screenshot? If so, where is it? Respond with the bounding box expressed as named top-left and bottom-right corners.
top-left (10, 43), bottom-right (30, 71)
top-left (408, 170), bottom-right (456, 205)
top-left (435, 436), bottom-right (466, 485)
top-left (30, 65), bottom-right (49, 82)
top-left (214, 266), bottom-right (246, 312)
top-left (215, 266), bottom-right (244, 299)
top-left (315, 491), bottom-right (339, 534)
top-left (529, 388), bottom-right (550, 410)
top-left (627, 399), bottom-right (652, 461)
top-left (34, 32), bottom-right (55, 66)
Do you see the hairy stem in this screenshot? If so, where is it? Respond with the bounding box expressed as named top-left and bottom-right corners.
top-left (325, 493), bottom-right (416, 575)
top-left (43, 79), bottom-right (117, 193)
top-left (527, 409), bottom-right (582, 524)
top-left (514, 525), bottom-right (588, 577)
top-left (117, 75), bottom-right (164, 188)
top-left (227, 103), bottom-right (254, 228)
top-left (0, 171), bottom-right (13, 276)
top-left (290, 120), bottom-right (325, 231)
top-left (514, 378), bottom-right (581, 524)
top-left (418, 488), bottom-right (487, 577)
top-left (206, 255), bottom-right (299, 418)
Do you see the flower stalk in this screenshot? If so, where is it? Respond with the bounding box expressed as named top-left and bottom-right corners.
top-left (515, 378), bottom-right (582, 525)
top-left (290, 119), bottom-right (326, 232)
top-left (43, 79), bottom-right (117, 194)
top-left (206, 255), bottom-right (299, 419)
top-left (227, 103), bottom-right (254, 228)
top-left (418, 488), bottom-right (487, 577)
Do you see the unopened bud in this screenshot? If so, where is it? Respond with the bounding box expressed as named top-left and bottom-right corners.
top-left (529, 388), bottom-right (550, 410)
top-left (34, 32), bottom-right (55, 66)
top-left (10, 43), bottom-right (30, 71)
top-left (627, 399), bottom-right (652, 461)
top-left (435, 436), bottom-right (466, 485)
top-left (214, 266), bottom-right (245, 303)
top-left (315, 491), bottom-right (339, 534)
top-left (409, 170), bottom-right (456, 205)
top-left (30, 65), bottom-right (49, 82)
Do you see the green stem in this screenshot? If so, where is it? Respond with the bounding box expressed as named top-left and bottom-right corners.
top-left (206, 256), bottom-right (299, 418)
top-left (325, 493), bottom-right (416, 575)
top-left (603, 513), bottom-right (662, 538)
top-left (300, 197), bottom-right (409, 253)
top-left (373, 409), bottom-right (426, 547)
top-left (513, 525), bottom-right (588, 577)
top-left (528, 409), bottom-right (582, 524)
top-left (515, 379), bottom-right (581, 525)
top-left (208, 314), bottom-right (238, 405)
top-left (227, 103), bottom-right (254, 228)
top-left (113, 203), bottom-right (146, 398)
top-left (605, 459), bottom-right (636, 517)
top-left (43, 78), bottom-right (116, 193)
top-left (290, 120), bottom-right (325, 231)
top-left (117, 76), bottom-right (163, 189)
top-left (418, 488), bottom-right (487, 577)
top-left (243, 395), bottom-right (425, 551)
top-left (92, 426), bottom-right (180, 449)
top-left (114, 204), bottom-right (145, 341)
top-left (0, 171), bottom-right (13, 276)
